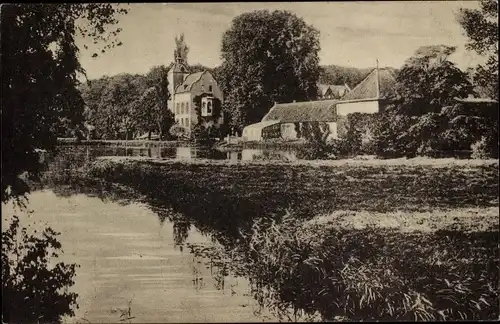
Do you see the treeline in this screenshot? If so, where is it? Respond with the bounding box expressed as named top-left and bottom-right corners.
top-left (318, 65), bottom-right (395, 88)
top-left (75, 66), bottom-right (174, 141)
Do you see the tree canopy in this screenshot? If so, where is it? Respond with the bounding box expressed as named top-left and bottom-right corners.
top-left (392, 45), bottom-right (472, 116)
top-left (457, 0), bottom-right (498, 99)
top-left (1, 3), bottom-right (128, 202)
top-left (218, 10), bottom-right (321, 131)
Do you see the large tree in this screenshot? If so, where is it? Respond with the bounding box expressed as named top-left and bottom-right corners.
top-left (135, 65), bottom-right (174, 140)
top-left (1, 4), bottom-right (128, 202)
top-left (219, 10), bottom-right (321, 131)
top-left (82, 73), bottom-right (147, 140)
top-left (457, 0), bottom-right (498, 99)
top-left (393, 45), bottom-right (473, 116)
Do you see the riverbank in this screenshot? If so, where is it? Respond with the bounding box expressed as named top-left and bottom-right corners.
top-left (96, 154), bottom-right (499, 168)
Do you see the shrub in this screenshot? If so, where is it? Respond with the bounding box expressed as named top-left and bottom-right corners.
top-left (2, 215), bottom-right (79, 323)
top-left (471, 137), bottom-right (494, 159)
top-left (169, 124), bottom-right (188, 140)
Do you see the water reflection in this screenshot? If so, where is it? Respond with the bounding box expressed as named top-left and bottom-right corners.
top-left (53, 145), bottom-right (297, 165)
top-left (2, 191), bottom-right (274, 323)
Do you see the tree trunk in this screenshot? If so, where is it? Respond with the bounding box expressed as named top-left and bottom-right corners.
top-left (157, 121), bottom-right (163, 141)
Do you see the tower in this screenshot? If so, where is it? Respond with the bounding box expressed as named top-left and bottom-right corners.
top-left (167, 34), bottom-right (190, 112)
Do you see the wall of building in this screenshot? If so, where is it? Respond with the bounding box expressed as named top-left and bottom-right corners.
top-left (173, 92), bottom-right (192, 128)
top-left (336, 100), bottom-right (379, 116)
top-left (189, 72), bottom-right (224, 128)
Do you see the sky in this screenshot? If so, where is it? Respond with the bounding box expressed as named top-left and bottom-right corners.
top-left (75, 1), bottom-right (486, 80)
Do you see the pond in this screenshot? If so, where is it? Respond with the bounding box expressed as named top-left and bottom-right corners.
top-left (4, 145), bottom-right (301, 323)
top-left (3, 190), bottom-right (275, 323)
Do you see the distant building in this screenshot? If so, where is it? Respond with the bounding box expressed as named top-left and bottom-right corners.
top-left (166, 35), bottom-right (224, 132)
top-left (317, 84), bottom-right (350, 100)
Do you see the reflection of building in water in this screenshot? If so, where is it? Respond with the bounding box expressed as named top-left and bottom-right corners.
top-left (176, 146), bottom-right (193, 160)
top-left (226, 151), bottom-right (241, 162)
top-left (241, 149), bottom-right (263, 161)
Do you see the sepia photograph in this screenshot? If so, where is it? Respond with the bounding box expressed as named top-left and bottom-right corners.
top-left (1, 1), bottom-right (499, 323)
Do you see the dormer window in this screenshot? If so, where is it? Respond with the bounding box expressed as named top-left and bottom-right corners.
top-left (201, 97), bottom-right (213, 117)
top-left (207, 101), bottom-right (213, 115)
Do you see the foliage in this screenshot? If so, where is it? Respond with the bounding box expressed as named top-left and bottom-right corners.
top-left (134, 65), bottom-right (174, 140)
top-left (370, 112), bottom-right (417, 158)
top-left (393, 45), bottom-right (473, 116)
top-left (471, 136), bottom-right (496, 159)
top-left (457, 0), bottom-right (498, 99)
top-left (81, 73), bottom-right (148, 140)
top-left (2, 215), bottom-right (79, 323)
top-left (1, 3), bottom-right (128, 202)
top-left (296, 122), bottom-right (332, 160)
top-left (169, 124), bottom-right (189, 140)
top-left (219, 10), bottom-right (321, 130)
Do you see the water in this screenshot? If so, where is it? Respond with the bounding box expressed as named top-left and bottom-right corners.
top-left (3, 145), bottom-right (295, 323)
top-left (55, 145), bottom-right (297, 164)
top-left (2, 190), bottom-right (274, 323)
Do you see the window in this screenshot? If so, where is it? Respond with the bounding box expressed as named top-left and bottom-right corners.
top-left (176, 103), bottom-right (180, 115)
top-left (207, 101), bottom-right (213, 115)
top-left (185, 102), bottom-right (189, 114)
top-left (202, 101), bottom-right (207, 116)
top-left (208, 85), bottom-right (213, 92)
top-left (201, 85), bottom-right (205, 92)
top-left (181, 102), bottom-right (185, 114)
top-left (180, 118), bottom-right (184, 126)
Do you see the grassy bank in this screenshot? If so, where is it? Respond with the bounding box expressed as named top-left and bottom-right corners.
top-left (39, 157), bottom-right (499, 321)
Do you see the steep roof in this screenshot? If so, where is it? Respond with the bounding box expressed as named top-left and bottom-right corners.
top-left (317, 84), bottom-right (332, 96)
top-left (262, 99), bottom-right (338, 123)
top-left (340, 68), bottom-right (396, 101)
top-left (175, 71), bottom-right (205, 93)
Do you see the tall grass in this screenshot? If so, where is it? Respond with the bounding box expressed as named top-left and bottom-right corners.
top-left (197, 213), bottom-right (499, 321)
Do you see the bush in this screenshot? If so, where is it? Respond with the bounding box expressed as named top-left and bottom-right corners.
top-left (169, 124), bottom-right (188, 140)
top-left (471, 137), bottom-right (494, 159)
top-left (2, 215), bottom-right (79, 323)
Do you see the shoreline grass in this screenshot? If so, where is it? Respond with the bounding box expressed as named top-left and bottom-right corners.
top-left (96, 154), bottom-right (499, 168)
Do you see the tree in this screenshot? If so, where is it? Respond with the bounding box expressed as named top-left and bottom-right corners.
top-left (2, 216), bottom-right (79, 324)
top-left (394, 45), bottom-right (473, 116)
top-left (1, 3), bottom-right (128, 202)
top-left (457, 0), bottom-right (499, 99)
top-left (219, 10), bottom-right (321, 131)
top-left (81, 73), bottom-right (147, 140)
top-left (135, 65), bottom-right (174, 140)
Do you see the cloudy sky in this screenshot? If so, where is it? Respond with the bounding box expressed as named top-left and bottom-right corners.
top-left (76, 1), bottom-right (484, 80)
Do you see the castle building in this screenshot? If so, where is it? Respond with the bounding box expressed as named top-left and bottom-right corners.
top-left (166, 35), bottom-right (224, 132)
